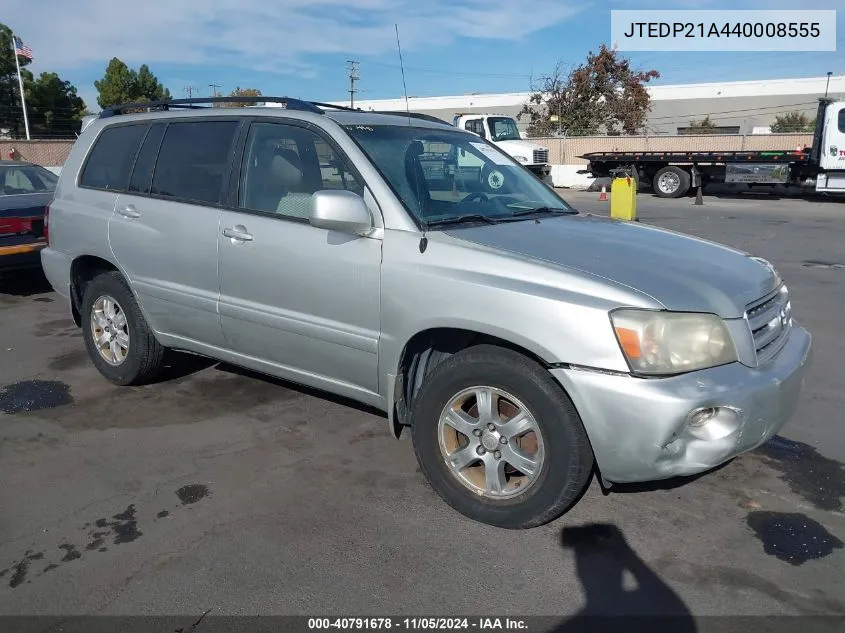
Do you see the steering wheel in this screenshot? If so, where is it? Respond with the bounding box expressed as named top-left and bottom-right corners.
top-left (458, 192), bottom-right (489, 207)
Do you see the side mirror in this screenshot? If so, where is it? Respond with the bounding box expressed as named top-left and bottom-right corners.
top-left (310, 190), bottom-right (373, 236)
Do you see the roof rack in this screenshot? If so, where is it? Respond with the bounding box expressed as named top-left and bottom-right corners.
top-left (310, 101), bottom-right (362, 112)
top-left (99, 96), bottom-right (325, 118)
top-left (370, 111), bottom-right (451, 125)
top-left (97, 97), bottom-right (453, 127)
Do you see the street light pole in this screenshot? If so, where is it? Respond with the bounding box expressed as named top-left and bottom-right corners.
top-left (824, 71), bottom-right (832, 99)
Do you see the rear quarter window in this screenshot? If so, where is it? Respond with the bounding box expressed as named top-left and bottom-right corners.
top-left (79, 124), bottom-right (147, 191)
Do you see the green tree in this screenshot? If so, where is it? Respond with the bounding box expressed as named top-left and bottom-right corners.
top-left (220, 86), bottom-right (263, 107)
top-left (681, 116), bottom-right (719, 135)
top-left (0, 23), bottom-right (34, 138)
top-left (28, 72), bottom-right (87, 137)
top-left (0, 23), bottom-right (87, 138)
top-left (519, 44), bottom-right (659, 137)
top-left (770, 111), bottom-right (816, 133)
top-left (94, 57), bottom-right (171, 109)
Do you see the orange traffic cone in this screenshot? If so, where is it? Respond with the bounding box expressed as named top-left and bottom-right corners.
top-left (598, 184), bottom-right (608, 201)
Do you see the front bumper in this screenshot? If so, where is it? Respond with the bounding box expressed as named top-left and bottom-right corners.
top-left (527, 164), bottom-right (551, 179)
top-left (551, 323), bottom-right (812, 483)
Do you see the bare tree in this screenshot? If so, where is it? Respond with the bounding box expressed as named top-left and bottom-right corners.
top-left (519, 44), bottom-right (659, 137)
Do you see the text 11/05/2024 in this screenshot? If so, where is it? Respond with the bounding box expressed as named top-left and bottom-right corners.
top-left (610, 9), bottom-right (837, 52)
top-left (307, 618), bottom-right (528, 630)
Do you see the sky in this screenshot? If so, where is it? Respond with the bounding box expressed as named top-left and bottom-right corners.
top-left (6, 0), bottom-right (844, 112)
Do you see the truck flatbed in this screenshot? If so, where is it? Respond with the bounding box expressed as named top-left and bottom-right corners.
top-left (580, 149), bottom-right (810, 164)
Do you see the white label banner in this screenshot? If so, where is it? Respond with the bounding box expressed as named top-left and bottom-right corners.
top-left (611, 10), bottom-right (836, 51)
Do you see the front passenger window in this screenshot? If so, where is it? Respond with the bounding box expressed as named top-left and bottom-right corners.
top-left (239, 122), bottom-right (364, 220)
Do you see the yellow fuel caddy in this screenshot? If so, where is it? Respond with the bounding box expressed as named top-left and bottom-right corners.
top-left (610, 174), bottom-right (637, 221)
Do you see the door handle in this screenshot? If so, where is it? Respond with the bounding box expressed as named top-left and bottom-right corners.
top-left (118, 205), bottom-right (140, 219)
top-left (222, 225), bottom-right (253, 242)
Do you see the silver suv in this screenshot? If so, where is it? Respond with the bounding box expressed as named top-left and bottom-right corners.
top-left (41, 97), bottom-right (812, 529)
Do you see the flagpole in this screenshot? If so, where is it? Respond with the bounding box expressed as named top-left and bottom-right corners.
top-left (11, 34), bottom-right (31, 141)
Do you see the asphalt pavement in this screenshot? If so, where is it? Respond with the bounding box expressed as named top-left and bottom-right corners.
top-left (0, 189), bottom-right (843, 622)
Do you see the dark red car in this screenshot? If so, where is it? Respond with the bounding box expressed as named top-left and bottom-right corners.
top-left (0, 160), bottom-right (58, 273)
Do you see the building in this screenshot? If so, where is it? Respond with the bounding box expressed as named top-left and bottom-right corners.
top-left (303, 74), bottom-right (845, 136)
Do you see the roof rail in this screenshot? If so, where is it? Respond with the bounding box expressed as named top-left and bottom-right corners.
top-left (310, 101), bottom-right (362, 112)
top-left (99, 96), bottom-right (324, 118)
top-left (370, 111), bottom-right (451, 125)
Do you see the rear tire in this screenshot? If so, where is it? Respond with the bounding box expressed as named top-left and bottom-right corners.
top-left (653, 166), bottom-right (690, 198)
top-left (81, 270), bottom-right (166, 386)
top-left (410, 344), bottom-right (594, 529)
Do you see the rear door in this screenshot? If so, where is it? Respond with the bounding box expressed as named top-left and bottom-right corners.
top-left (109, 118), bottom-right (241, 346)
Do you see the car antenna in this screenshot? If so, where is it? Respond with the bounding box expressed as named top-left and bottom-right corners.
top-left (395, 24), bottom-right (412, 128)
top-left (394, 22), bottom-right (428, 253)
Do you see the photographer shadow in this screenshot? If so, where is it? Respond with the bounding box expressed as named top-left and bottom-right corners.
top-left (554, 523), bottom-right (697, 633)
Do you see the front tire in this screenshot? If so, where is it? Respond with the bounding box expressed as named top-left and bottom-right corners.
top-left (81, 271), bottom-right (166, 386)
top-left (410, 345), bottom-right (594, 529)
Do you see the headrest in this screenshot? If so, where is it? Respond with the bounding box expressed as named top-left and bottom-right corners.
top-left (407, 140), bottom-right (424, 158)
top-left (271, 150), bottom-right (303, 187)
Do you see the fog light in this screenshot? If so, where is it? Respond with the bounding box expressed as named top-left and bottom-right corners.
top-left (687, 407), bottom-right (717, 427)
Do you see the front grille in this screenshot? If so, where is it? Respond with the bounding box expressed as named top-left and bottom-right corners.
top-left (746, 284), bottom-right (792, 365)
top-left (533, 149), bottom-right (549, 164)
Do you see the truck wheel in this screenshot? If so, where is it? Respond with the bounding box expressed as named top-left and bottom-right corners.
top-left (480, 164), bottom-right (507, 193)
top-left (653, 166), bottom-right (690, 198)
top-left (410, 344), bottom-right (594, 529)
top-left (81, 270), bottom-right (166, 386)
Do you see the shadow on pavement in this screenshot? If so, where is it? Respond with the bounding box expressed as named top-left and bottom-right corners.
top-left (554, 523), bottom-right (696, 633)
top-left (215, 362), bottom-right (387, 419)
top-left (0, 267), bottom-right (53, 297)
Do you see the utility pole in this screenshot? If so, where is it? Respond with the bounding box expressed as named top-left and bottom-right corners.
top-left (184, 85), bottom-right (199, 98)
top-left (209, 83), bottom-right (222, 106)
top-left (346, 60), bottom-right (359, 108)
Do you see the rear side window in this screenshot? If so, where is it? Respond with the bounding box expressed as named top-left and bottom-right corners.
top-left (128, 124), bottom-right (166, 194)
top-left (79, 124), bottom-right (147, 191)
top-left (839, 108), bottom-right (845, 133)
top-left (151, 121), bottom-right (239, 205)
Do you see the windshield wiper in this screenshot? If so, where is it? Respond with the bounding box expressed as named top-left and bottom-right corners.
top-left (510, 206), bottom-right (577, 218)
top-left (426, 214), bottom-right (502, 228)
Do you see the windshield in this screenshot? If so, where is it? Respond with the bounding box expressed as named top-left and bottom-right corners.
top-left (487, 117), bottom-right (521, 142)
top-left (344, 125), bottom-right (572, 227)
top-left (0, 165), bottom-right (58, 195)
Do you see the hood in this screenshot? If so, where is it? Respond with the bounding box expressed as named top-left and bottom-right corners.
top-left (442, 214), bottom-right (778, 318)
top-left (494, 139), bottom-right (545, 156)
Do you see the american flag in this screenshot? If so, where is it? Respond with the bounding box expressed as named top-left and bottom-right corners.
top-left (13, 36), bottom-right (33, 61)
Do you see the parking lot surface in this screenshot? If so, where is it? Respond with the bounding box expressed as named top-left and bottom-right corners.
top-left (1, 190), bottom-right (843, 620)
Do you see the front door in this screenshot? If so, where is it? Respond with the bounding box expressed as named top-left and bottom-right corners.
top-left (217, 120), bottom-right (382, 396)
top-left (110, 119), bottom-right (241, 346)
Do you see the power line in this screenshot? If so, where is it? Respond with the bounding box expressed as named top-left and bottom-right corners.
top-left (363, 60), bottom-right (532, 80)
top-left (208, 83), bottom-right (222, 107)
top-left (347, 60), bottom-right (359, 108)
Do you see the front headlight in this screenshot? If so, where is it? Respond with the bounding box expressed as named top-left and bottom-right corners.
top-left (610, 309), bottom-right (737, 376)
top-left (513, 155), bottom-right (528, 163)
